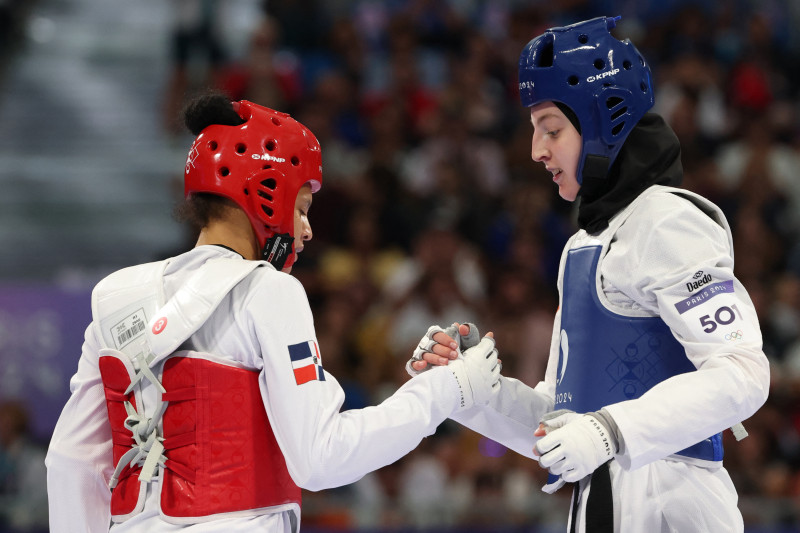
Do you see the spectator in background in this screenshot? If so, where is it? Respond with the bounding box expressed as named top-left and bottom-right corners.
top-left (162, 0), bottom-right (230, 135)
top-left (0, 400), bottom-right (48, 531)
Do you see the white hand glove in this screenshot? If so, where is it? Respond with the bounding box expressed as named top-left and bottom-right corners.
top-left (406, 324), bottom-right (458, 377)
top-left (446, 335), bottom-right (501, 411)
top-left (535, 413), bottom-right (616, 483)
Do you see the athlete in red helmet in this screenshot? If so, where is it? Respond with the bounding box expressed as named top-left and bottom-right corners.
top-left (45, 94), bottom-right (501, 532)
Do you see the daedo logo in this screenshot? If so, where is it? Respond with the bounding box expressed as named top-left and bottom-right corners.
top-left (687, 271), bottom-right (713, 292)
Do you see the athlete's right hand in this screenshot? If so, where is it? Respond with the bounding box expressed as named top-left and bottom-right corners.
top-left (445, 334), bottom-right (501, 411)
top-left (406, 322), bottom-right (481, 376)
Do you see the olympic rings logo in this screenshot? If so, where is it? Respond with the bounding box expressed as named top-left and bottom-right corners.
top-left (725, 330), bottom-right (743, 341)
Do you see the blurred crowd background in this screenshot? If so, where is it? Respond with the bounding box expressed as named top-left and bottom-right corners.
top-left (2, 0), bottom-right (800, 531)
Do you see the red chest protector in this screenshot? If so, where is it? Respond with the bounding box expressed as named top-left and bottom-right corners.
top-left (92, 255), bottom-right (300, 523)
top-left (99, 352), bottom-right (301, 522)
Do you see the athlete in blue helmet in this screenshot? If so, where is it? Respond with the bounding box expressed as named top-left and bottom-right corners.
top-left (409, 16), bottom-right (769, 532)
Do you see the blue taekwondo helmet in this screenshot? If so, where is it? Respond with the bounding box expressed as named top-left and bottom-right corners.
top-left (518, 16), bottom-right (654, 184)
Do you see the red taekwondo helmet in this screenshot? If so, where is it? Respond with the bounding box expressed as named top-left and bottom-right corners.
top-left (518, 16), bottom-right (654, 184)
top-left (184, 101), bottom-right (322, 270)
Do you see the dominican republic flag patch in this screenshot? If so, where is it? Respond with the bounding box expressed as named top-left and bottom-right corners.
top-left (288, 340), bottom-right (325, 385)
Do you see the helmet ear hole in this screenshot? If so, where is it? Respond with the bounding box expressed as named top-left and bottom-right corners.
top-left (261, 205), bottom-right (274, 217)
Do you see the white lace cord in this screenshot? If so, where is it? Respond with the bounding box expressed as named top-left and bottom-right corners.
top-left (125, 352), bottom-right (166, 395)
top-left (108, 352), bottom-right (170, 489)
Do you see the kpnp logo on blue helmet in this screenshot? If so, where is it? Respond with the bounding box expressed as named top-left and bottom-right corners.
top-left (518, 16), bottom-right (654, 183)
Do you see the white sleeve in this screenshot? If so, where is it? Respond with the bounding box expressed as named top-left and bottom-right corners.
top-left (451, 376), bottom-right (552, 458)
top-left (601, 193), bottom-right (770, 470)
top-left (450, 307), bottom-right (561, 458)
top-left (246, 275), bottom-right (463, 491)
top-left (45, 323), bottom-right (113, 533)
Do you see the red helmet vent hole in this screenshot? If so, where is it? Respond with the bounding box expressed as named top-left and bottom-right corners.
top-left (266, 140), bottom-right (277, 151)
top-left (291, 156), bottom-right (300, 166)
top-left (272, 117), bottom-right (281, 126)
top-left (236, 143), bottom-right (247, 154)
top-left (262, 164), bottom-right (272, 170)
top-left (220, 167), bottom-right (230, 177)
top-left (261, 178), bottom-right (277, 190)
top-left (261, 205), bottom-right (274, 217)
top-left (258, 190), bottom-right (273, 201)
top-left (209, 141), bottom-right (218, 151)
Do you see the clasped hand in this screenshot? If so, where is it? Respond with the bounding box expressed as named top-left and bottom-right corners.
top-left (407, 323), bottom-right (501, 410)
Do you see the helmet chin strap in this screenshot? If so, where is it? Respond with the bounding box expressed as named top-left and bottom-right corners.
top-left (582, 154), bottom-right (610, 183)
top-left (262, 232), bottom-right (293, 270)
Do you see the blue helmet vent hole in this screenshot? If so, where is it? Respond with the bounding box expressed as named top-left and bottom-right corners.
top-left (535, 35), bottom-right (554, 67)
top-left (594, 59), bottom-right (605, 70)
top-left (611, 106), bottom-right (627, 121)
top-left (568, 75), bottom-right (579, 86)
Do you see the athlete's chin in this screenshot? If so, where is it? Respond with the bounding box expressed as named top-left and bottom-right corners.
top-left (557, 187), bottom-right (579, 202)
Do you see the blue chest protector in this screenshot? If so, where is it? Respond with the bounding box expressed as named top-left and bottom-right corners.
top-left (555, 245), bottom-right (723, 462)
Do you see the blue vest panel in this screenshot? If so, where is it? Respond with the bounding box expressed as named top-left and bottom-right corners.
top-left (555, 245), bottom-right (722, 462)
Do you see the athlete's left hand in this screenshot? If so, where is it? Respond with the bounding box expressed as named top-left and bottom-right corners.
top-left (534, 412), bottom-right (616, 482)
